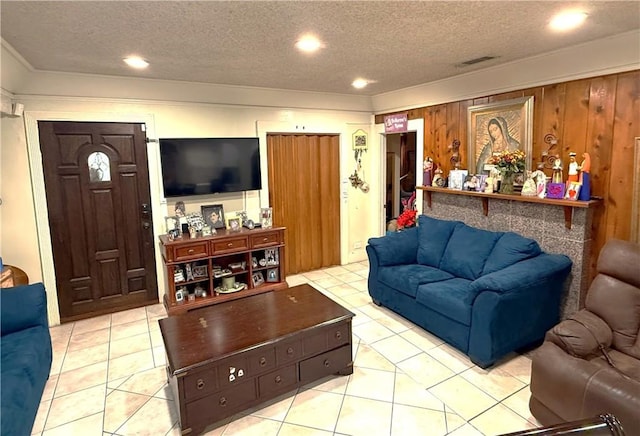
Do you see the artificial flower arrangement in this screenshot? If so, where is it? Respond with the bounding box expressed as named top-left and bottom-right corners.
top-left (397, 209), bottom-right (417, 229)
top-left (397, 191), bottom-right (417, 229)
top-left (487, 149), bottom-right (526, 174)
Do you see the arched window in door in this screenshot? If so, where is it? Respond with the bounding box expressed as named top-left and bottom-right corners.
top-left (88, 151), bottom-right (111, 182)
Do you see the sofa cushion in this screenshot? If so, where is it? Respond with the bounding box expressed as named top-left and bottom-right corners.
top-left (1, 326), bottom-right (52, 387)
top-left (482, 232), bottom-right (542, 276)
top-left (379, 264), bottom-right (455, 298)
top-left (368, 226), bottom-right (419, 266)
top-left (415, 278), bottom-right (474, 326)
top-left (440, 225), bottom-right (502, 280)
top-left (417, 216), bottom-right (462, 267)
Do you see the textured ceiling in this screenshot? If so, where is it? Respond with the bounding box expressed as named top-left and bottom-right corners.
top-left (1, 1), bottom-right (639, 96)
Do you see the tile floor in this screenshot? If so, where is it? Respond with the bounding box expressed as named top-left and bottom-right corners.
top-left (32, 260), bottom-right (541, 436)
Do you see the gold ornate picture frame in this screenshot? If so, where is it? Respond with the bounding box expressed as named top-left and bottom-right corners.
top-left (467, 96), bottom-right (534, 174)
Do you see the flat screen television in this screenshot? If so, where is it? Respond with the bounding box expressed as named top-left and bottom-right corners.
top-left (159, 137), bottom-right (262, 197)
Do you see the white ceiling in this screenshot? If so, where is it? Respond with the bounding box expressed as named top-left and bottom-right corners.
top-left (1, 1), bottom-right (639, 96)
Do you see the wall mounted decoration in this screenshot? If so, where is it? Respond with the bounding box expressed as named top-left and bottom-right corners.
top-left (467, 96), bottom-right (534, 175)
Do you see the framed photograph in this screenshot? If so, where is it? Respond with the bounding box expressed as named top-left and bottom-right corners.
top-left (227, 217), bottom-right (241, 231)
top-left (260, 207), bottom-right (273, 229)
top-left (165, 216), bottom-right (179, 234)
top-left (191, 264), bottom-right (208, 278)
top-left (264, 248), bottom-right (279, 266)
top-left (201, 204), bottom-right (225, 229)
top-left (467, 96), bottom-right (534, 175)
top-left (266, 268), bottom-right (279, 282)
top-left (565, 181), bottom-right (581, 200)
top-left (252, 271), bottom-right (265, 287)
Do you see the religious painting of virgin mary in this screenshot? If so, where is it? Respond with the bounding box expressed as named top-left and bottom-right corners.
top-left (467, 96), bottom-right (534, 174)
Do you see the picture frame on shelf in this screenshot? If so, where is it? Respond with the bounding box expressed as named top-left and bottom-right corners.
top-left (165, 216), bottom-right (180, 235)
top-left (227, 217), bottom-right (241, 232)
top-left (201, 204), bottom-right (226, 229)
top-left (266, 268), bottom-right (279, 283)
top-left (261, 207), bottom-right (273, 228)
top-left (191, 264), bottom-right (208, 279)
top-left (264, 248), bottom-right (279, 266)
top-left (467, 96), bottom-right (534, 175)
top-left (565, 181), bottom-right (581, 200)
top-left (252, 271), bottom-right (265, 287)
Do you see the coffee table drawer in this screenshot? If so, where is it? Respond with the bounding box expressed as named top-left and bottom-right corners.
top-left (183, 368), bottom-right (218, 400)
top-left (276, 339), bottom-right (302, 365)
top-left (248, 348), bottom-right (276, 374)
top-left (300, 344), bottom-right (351, 383)
top-left (186, 381), bottom-right (257, 423)
top-left (258, 364), bottom-right (297, 396)
top-left (302, 321), bottom-right (351, 356)
top-left (218, 356), bottom-right (250, 388)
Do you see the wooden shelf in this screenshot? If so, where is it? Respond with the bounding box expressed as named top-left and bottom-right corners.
top-left (418, 186), bottom-right (601, 229)
top-left (160, 227), bottom-right (288, 315)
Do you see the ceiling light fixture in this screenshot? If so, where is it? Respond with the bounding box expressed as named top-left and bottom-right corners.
top-left (549, 10), bottom-right (588, 31)
top-left (123, 56), bottom-right (149, 69)
top-left (295, 35), bottom-right (322, 53)
top-left (352, 79), bottom-right (369, 89)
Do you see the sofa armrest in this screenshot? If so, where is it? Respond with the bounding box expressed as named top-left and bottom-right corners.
top-left (466, 254), bottom-right (572, 367)
top-left (1, 282), bottom-right (49, 336)
top-left (367, 226), bottom-right (418, 267)
top-left (469, 253), bottom-right (572, 295)
top-left (545, 310), bottom-right (613, 359)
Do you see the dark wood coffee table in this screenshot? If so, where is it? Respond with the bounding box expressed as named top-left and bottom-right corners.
top-left (159, 283), bottom-right (355, 435)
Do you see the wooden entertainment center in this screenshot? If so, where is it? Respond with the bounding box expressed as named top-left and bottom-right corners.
top-left (159, 226), bottom-right (287, 315)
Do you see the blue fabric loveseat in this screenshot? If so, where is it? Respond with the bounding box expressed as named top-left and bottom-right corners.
top-left (366, 215), bottom-right (573, 368)
top-left (1, 283), bottom-right (53, 436)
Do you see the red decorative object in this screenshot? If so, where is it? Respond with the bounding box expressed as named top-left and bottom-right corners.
top-left (397, 209), bottom-right (417, 229)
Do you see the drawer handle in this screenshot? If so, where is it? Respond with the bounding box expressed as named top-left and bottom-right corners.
top-left (335, 331), bottom-right (342, 340)
top-left (187, 249), bottom-right (195, 254)
top-left (219, 397), bottom-right (227, 407)
top-left (196, 379), bottom-right (205, 390)
top-left (259, 357), bottom-right (267, 367)
top-left (227, 243), bottom-right (233, 247)
top-left (324, 359), bottom-right (330, 368)
top-left (286, 347), bottom-right (294, 356)
top-left (263, 237), bottom-right (268, 242)
top-left (275, 375), bottom-right (282, 384)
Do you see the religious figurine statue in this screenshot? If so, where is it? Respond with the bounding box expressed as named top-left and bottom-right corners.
top-left (448, 139), bottom-right (461, 170)
top-left (578, 152), bottom-right (592, 201)
top-left (432, 167), bottom-right (445, 187)
top-left (484, 175), bottom-right (494, 193)
top-left (521, 170), bottom-right (537, 196)
top-left (567, 152), bottom-right (579, 184)
top-left (489, 166), bottom-right (501, 192)
top-left (423, 157), bottom-right (434, 186)
top-left (552, 157), bottom-right (563, 183)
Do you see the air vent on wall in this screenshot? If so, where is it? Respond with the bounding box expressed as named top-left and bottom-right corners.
top-left (457, 56), bottom-right (498, 67)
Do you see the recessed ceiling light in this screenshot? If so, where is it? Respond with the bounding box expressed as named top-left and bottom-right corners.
top-left (124, 56), bottom-right (149, 69)
top-left (295, 35), bottom-right (323, 53)
top-left (549, 10), bottom-right (588, 31)
top-left (352, 79), bottom-right (369, 89)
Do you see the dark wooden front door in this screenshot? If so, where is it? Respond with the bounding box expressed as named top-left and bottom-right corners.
top-left (38, 121), bottom-right (158, 322)
top-left (266, 134), bottom-right (340, 275)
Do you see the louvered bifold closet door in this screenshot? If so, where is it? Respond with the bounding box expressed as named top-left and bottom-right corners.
top-left (267, 134), bottom-right (340, 275)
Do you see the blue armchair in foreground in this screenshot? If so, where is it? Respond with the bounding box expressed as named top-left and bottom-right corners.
top-left (1, 283), bottom-right (53, 436)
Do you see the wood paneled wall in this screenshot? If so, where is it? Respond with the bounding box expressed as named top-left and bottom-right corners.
top-left (376, 70), bottom-right (640, 278)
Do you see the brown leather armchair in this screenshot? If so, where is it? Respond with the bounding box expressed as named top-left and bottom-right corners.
top-left (529, 239), bottom-right (640, 432)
